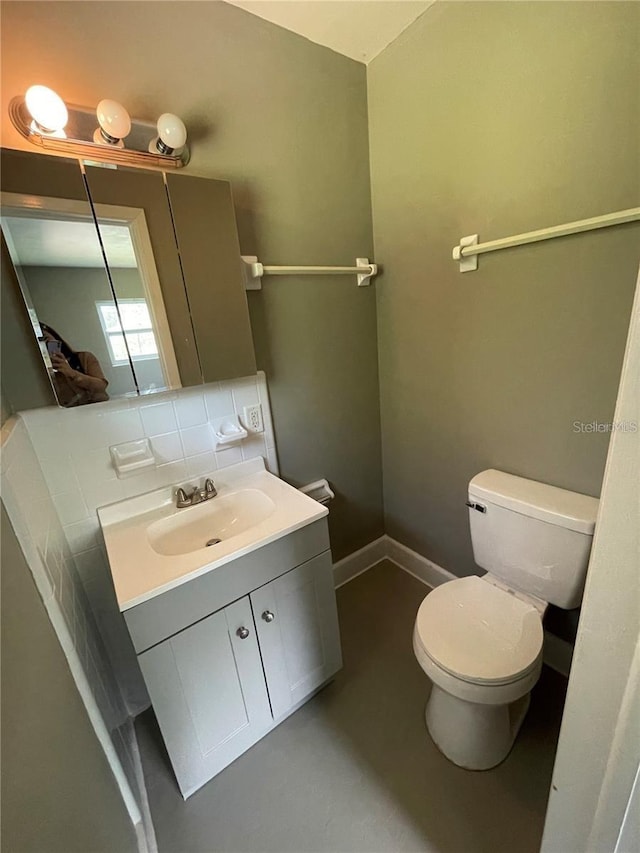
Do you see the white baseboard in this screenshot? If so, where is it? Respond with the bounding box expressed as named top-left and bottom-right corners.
top-left (333, 536), bottom-right (388, 588)
top-left (334, 535), bottom-right (573, 677)
top-left (385, 537), bottom-right (455, 588)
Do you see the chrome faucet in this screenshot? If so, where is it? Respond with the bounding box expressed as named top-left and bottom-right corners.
top-left (175, 478), bottom-right (217, 508)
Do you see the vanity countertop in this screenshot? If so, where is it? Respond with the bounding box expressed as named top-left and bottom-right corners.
top-left (98, 458), bottom-right (328, 612)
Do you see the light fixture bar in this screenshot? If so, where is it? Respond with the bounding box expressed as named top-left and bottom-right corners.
top-left (9, 97), bottom-right (190, 169)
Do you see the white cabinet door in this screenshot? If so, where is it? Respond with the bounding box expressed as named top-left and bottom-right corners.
top-left (251, 551), bottom-right (342, 720)
top-left (138, 596), bottom-right (272, 798)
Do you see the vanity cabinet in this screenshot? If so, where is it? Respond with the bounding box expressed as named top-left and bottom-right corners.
top-left (130, 531), bottom-right (341, 799)
top-left (138, 597), bottom-right (273, 796)
top-left (252, 553), bottom-right (342, 720)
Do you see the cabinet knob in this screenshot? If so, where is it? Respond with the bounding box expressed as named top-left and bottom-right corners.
top-left (236, 626), bottom-right (250, 639)
top-left (261, 610), bottom-right (275, 623)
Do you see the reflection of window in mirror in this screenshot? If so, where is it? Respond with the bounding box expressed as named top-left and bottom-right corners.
top-left (91, 207), bottom-right (181, 396)
top-left (97, 299), bottom-right (160, 366)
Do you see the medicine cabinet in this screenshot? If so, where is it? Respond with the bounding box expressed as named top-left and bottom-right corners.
top-left (1, 148), bottom-right (256, 411)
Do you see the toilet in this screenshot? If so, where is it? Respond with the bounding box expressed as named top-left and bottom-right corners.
top-left (413, 469), bottom-right (598, 770)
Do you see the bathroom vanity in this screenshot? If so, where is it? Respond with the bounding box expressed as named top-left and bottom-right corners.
top-left (98, 459), bottom-right (342, 798)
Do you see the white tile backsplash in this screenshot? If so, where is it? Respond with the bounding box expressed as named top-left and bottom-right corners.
top-left (174, 391), bottom-right (207, 429)
top-left (53, 489), bottom-right (90, 526)
top-left (215, 444), bottom-right (244, 467)
top-left (40, 541), bottom-right (60, 593)
top-left (140, 401), bottom-right (178, 437)
top-left (17, 405), bottom-right (68, 456)
top-left (186, 450), bottom-right (218, 478)
top-left (204, 383), bottom-right (234, 420)
top-left (156, 459), bottom-right (188, 487)
top-left (149, 431), bottom-right (183, 464)
top-left (40, 455), bottom-right (79, 496)
top-left (103, 409), bottom-right (145, 446)
top-left (231, 375), bottom-right (261, 415)
top-left (75, 447), bottom-right (118, 486)
top-left (65, 517), bottom-right (101, 555)
top-left (241, 433), bottom-right (268, 462)
top-left (257, 374), bottom-right (277, 450)
top-left (24, 374), bottom-right (277, 537)
top-left (266, 446), bottom-right (279, 474)
top-left (74, 547), bottom-right (106, 586)
top-left (81, 476), bottom-right (126, 513)
top-left (180, 423), bottom-right (214, 457)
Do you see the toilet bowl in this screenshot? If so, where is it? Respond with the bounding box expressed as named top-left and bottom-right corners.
top-left (414, 575), bottom-right (544, 769)
top-left (413, 469), bottom-right (598, 771)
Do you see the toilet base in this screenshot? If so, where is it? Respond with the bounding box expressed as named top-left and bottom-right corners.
top-left (425, 684), bottom-right (531, 770)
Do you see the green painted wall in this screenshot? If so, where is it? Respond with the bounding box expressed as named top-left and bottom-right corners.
top-left (0, 390), bottom-right (10, 424)
top-left (0, 1), bottom-right (383, 559)
top-left (368, 1), bottom-right (640, 577)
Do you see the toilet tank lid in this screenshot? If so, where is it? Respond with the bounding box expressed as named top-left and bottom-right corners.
top-left (468, 470), bottom-right (599, 534)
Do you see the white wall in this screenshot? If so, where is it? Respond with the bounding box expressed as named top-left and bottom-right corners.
top-left (19, 373), bottom-right (277, 713)
top-left (542, 269), bottom-right (640, 852)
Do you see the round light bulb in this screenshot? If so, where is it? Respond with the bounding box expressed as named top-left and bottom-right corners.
top-left (151, 113), bottom-right (187, 155)
top-left (25, 85), bottom-right (68, 133)
top-left (93, 99), bottom-right (131, 147)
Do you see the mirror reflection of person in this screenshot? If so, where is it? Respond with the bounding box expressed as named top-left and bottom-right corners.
top-left (40, 323), bottom-right (109, 407)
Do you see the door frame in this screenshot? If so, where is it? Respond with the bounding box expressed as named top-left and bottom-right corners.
top-left (541, 265), bottom-right (640, 851)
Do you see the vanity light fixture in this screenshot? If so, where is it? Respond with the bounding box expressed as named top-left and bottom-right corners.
top-left (9, 86), bottom-right (190, 168)
top-left (24, 85), bottom-right (68, 136)
top-left (94, 99), bottom-right (132, 147)
top-left (150, 113), bottom-right (188, 156)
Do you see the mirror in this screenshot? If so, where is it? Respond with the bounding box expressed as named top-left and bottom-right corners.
top-left (86, 219), bottom-right (176, 396)
top-left (82, 163), bottom-right (203, 389)
top-left (0, 148), bottom-right (138, 408)
top-left (1, 197), bottom-right (181, 407)
top-left (88, 202), bottom-right (181, 396)
top-left (1, 149), bottom-right (256, 413)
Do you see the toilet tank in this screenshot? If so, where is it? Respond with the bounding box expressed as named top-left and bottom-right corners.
top-left (468, 470), bottom-right (599, 609)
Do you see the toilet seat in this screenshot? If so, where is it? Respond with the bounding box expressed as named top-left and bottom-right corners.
top-left (415, 576), bottom-right (544, 686)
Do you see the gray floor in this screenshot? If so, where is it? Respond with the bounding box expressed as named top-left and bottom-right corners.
top-left (137, 561), bottom-right (567, 853)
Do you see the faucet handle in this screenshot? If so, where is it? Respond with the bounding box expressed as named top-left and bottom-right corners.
top-left (204, 478), bottom-right (217, 496)
top-left (175, 486), bottom-right (190, 508)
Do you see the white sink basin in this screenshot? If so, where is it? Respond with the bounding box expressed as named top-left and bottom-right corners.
top-left (147, 488), bottom-right (276, 556)
top-left (98, 458), bottom-right (328, 612)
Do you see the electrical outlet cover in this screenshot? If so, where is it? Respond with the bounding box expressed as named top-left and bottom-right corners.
top-left (243, 404), bottom-right (264, 433)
